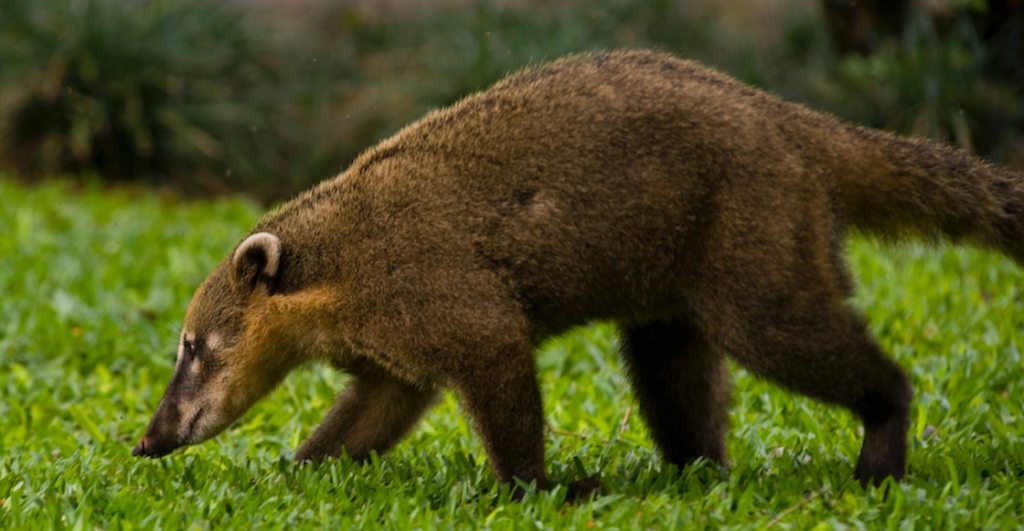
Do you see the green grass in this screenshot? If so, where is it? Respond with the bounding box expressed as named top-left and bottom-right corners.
top-left (1, 177), bottom-right (1023, 528)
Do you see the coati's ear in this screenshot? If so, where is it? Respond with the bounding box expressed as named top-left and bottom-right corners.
top-left (232, 232), bottom-right (282, 292)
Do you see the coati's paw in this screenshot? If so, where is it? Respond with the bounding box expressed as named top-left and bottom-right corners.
top-left (854, 455), bottom-right (904, 487)
top-left (564, 476), bottom-right (601, 502)
top-left (854, 418), bottom-right (907, 487)
top-left (506, 476), bottom-right (600, 502)
top-left (293, 450), bottom-right (316, 464)
top-left (294, 443), bottom-right (336, 464)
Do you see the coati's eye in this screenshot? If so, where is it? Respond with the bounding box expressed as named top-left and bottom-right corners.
top-left (183, 339), bottom-right (199, 358)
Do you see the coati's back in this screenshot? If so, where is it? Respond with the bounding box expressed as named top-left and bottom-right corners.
top-left (265, 51), bottom-right (1022, 311)
top-left (258, 51), bottom-right (861, 329)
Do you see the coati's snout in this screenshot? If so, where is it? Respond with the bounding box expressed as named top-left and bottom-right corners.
top-left (132, 333), bottom-right (229, 457)
top-left (134, 232), bottom-right (292, 458)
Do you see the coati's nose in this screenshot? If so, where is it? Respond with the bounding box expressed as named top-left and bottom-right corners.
top-left (131, 435), bottom-right (153, 457)
top-left (132, 434), bottom-right (175, 458)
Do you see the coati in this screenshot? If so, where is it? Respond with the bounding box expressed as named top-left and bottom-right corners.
top-left (132, 50), bottom-right (1024, 491)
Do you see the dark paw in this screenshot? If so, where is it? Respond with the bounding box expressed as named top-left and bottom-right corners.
top-left (855, 416), bottom-right (907, 488)
top-left (854, 461), bottom-right (903, 488)
top-left (508, 479), bottom-right (541, 502)
top-left (854, 444), bottom-right (905, 488)
top-left (565, 476), bottom-right (601, 502)
top-left (294, 445), bottom-right (331, 464)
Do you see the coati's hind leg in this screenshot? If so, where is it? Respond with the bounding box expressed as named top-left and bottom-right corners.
top-left (620, 319), bottom-right (728, 468)
top-left (701, 296), bottom-right (911, 486)
top-left (295, 364), bottom-right (437, 462)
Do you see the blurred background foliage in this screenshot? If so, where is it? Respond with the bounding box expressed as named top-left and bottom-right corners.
top-left (0, 0), bottom-right (1021, 202)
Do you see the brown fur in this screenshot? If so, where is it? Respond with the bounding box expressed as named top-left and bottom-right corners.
top-left (135, 50), bottom-right (1024, 490)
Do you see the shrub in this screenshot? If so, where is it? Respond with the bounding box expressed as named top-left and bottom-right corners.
top-left (818, 11), bottom-right (1023, 159)
top-left (0, 0), bottom-right (276, 194)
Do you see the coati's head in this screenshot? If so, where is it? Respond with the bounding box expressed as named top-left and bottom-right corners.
top-left (133, 232), bottom-right (300, 458)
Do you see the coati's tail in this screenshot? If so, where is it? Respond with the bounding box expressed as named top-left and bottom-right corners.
top-left (835, 125), bottom-right (1024, 263)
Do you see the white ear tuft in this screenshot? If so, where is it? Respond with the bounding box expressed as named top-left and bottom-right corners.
top-left (232, 232), bottom-right (282, 287)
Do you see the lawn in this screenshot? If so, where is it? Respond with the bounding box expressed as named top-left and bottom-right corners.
top-left (1, 177), bottom-right (1022, 529)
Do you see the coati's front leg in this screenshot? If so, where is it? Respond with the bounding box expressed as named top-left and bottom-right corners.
top-left (453, 342), bottom-right (547, 488)
top-left (621, 319), bottom-right (729, 467)
top-left (295, 365), bottom-right (437, 462)
top-left (347, 269), bottom-right (551, 493)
